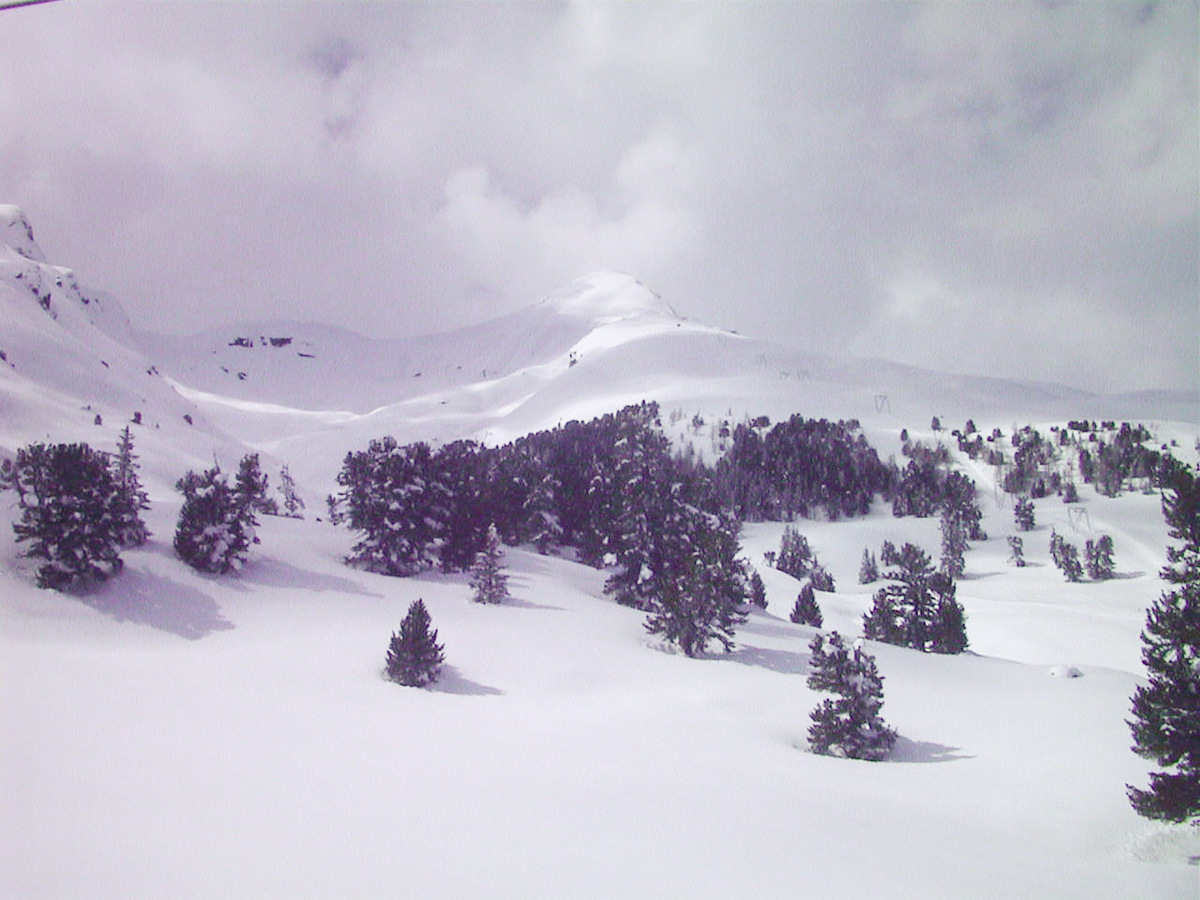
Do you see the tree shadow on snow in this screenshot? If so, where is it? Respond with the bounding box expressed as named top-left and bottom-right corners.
top-left (239, 557), bottom-right (383, 597)
top-left (87, 566), bottom-right (234, 640)
top-left (429, 665), bottom-right (505, 696)
top-left (720, 642), bottom-right (812, 676)
top-left (889, 735), bottom-right (974, 763)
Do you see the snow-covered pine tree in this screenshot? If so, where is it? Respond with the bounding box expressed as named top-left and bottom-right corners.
top-left (470, 523), bottom-right (510, 604)
top-left (861, 542), bottom-right (968, 653)
top-left (277, 464), bottom-right (305, 518)
top-left (643, 511), bottom-right (748, 657)
top-left (1054, 539), bottom-right (1084, 582)
top-left (939, 509), bottom-right (967, 580)
top-left (10, 442), bottom-right (125, 590)
top-left (807, 631), bottom-right (896, 761)
top-left (386, 599), bottom-right (445, 688)
top-left (336, 438), bottom-right (442, 576)
top-left (112, 425), bottom-right (151, 547)
top-left (1085, 535), bottom-right (1115, 580)
top-left (809, 562), bottom-right (836, 593)
top-left (858, 548), bottom-right (879, 584)
top-left (789, 583), bottom-right (823, 627)
top-left (775, 525), bottom-right (814, 580)
top-left (1014, 496), bottom-right (1036, 531)
top-left (235, 452), bottom-right (277, 519)
top-left (1007, 535), bottom-right (1026, 567)
top-left (1128, 463), bottom-right (1200, 823)
top-left (174, 465), bottom-right (254, 574)
top-left (749, 568), bottom-right (767, 609)
top-left (523, 469), bottom-right (562, 555)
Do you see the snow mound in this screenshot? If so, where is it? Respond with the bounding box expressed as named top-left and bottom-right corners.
top-left (1048, 664), bottom-right (1084, 678)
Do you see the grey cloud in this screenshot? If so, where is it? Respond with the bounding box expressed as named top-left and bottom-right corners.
top-left (0, 1), bottom-right (1194, 393)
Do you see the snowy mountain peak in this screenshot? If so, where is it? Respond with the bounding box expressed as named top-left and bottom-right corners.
top-left (536, 271), bottom-right (679, 324)
top-left (0, 204), bottom-right (47, 263)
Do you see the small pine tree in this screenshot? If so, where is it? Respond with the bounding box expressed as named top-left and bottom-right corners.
top-left (469, 523), bottom-right (510, 604)
top-left (277, 464), bottom-right (305, 519)
top-left (1007, 535), bottom-right (1026, 567)
top-left (1014, 496), bottom-right (1036, 532)
top-left (748, 569), bottom-right (767, 609)
top-left (1085, 535), bottom-right (1115, 580)
top-left (1062, 481), bottom-right (1079, 503)
top-left (858, 548), bottom-right (879, 584)
top-left (1055, 539), bottom-right (1084, 582)
top-left (112, 426), bottom-right (151, 547)
top-left (235, 452), bottom-right (277, 518)
top-left (807, 631), bottom-right (896, 761)
top-left (939, 510), bottom-right (967, 580)
top-left (10, 442), bottom-right (125, 590)
top-left (809, 563), bottom-right (835, 593)
top-left (386, 599), bottom-right (445, 687)
top-left (790, 583), bottom-right (823, 627)
top-left (776, 526), bottom-right (814, 580)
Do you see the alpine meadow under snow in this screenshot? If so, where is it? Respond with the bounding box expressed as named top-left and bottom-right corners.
top-left (2, 205), bottom-right (1199, 898)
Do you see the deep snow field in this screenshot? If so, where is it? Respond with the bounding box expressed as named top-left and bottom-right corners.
top-left (2, 207), bottom-right (1199, 898)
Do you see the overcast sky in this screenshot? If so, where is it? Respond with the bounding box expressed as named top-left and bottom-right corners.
top-left (1, 1), bottom-right (1196, 394)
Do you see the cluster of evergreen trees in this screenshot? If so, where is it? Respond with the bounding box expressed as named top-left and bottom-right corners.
top-left (4, 429), bottom-right (303, 590)
top-left (712, 415), bottom-right (890, 521)
top-left (3, 429), bottom-right (148, 590)
top-left (173, 453), bottom-right (274, 574)
top-left (333, 403), bottom-right (747, 657)
top-left (862, 543), bottom-right (968, 654)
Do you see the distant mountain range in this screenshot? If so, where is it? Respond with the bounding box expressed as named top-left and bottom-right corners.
top-left (2, 204), bottom-right (1194, 496)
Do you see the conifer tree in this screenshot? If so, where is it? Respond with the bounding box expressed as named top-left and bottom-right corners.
top-left (1052, 536), bottom-right (1083, 582)
top-left (235, 452), bottom-right (276, 519)
top-left (858, 548), bottom-right (879, 584)
top-left (386, 599), bottom-right (445, 688)
top-left (749, 569), bottom-right (767, 609)
top-left (112, 425), bottom-right (151, 547)
top-left (862, 543), bottom-right (968, 653)
top-left (775, 526), bottom-right (814, 580)
top-left (809, 562), bottom-right (836, 593)
top-left (1007, 535), bottom-right (1026, 567)
top-left (335, 438), bottom-right (443, 576)
top-left (1014, 496), bottom-right (1036, 532)
top-left (939, 509), bottom-right (967, 580)
top-left (1128, 463), bottom-right (1200, 823)
top-left (643, 513), bottom-right (748, 657)
top-left (469, 523), bottom-right (510, 604)
top-left (277, 464), bottom-right (305, 518)
top-left (174, 466), bottom-right (254, 574)
top-left (789, 583), bottom-right (823, 627)
top-left (807, 631), bottom-right (896, 761)
top-left (1085, 535), bottom-right (1115, 580)
top-left (10, 442), bottom-right (125, 590)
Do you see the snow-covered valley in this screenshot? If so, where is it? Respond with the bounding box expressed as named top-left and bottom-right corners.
top-left (2, 205), bottom-right (1198, 898)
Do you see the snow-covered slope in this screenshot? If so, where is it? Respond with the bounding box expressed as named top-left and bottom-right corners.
top-left (0, 207), bottom-right (248, 494)
top-left (131, 267), bottom-right (1195, 500)
top-left (3, 206), bottom-right (1199, 898)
